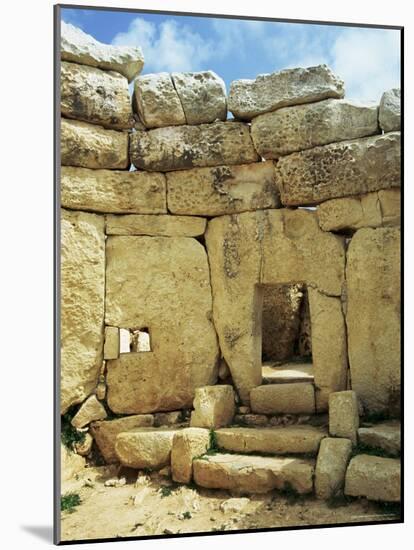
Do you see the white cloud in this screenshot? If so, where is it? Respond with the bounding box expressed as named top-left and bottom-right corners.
top-left (112, 17), bottom-right (213, 73)
top-left (331, 28), bottom-right (400, 102)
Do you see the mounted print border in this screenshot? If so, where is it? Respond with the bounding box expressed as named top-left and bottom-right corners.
top-left (54, 4), bottom-right (403, 545)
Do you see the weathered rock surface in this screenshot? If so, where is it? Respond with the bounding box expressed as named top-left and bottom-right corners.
top-left (153, 411), bottom-right (185, 427)
top-left (205, 209), bottom-right (345, 403)
top-left (317, 189), bottom-right (401, 232)
top-left (171, 428), bottom-right (210, 483)
top-left (276, 132), bottom-right (401, 206)
top-left (251, 99), bottom-right (379, 159)
top-left (61, 443), bottom-right (85, 481)
top-left (90, 415), bottom-right (154, 463)
top-left (130, 121), bottom-right (259, 172)
top-left (61, 21), bottom-right (144, 82)
top-left (250, 384), bottom-right (316, 415)
top-left (228, 65), bottom-right (344, 120)
top-left (172, 71), bottom-right (227, 124)
top-left (71, 395), bottom-right (107, 428)
top-left (262, 284), bottom-right (304, 362)
top-left (262, 363), bottom-right (314, 384)
top-left (166, 161), bottom-right (279, 216)
top-left (115, 428), bottom-right (178, 469)
top-left (346, 228), bottom-right (401, 413)
top-left (61, 209), bottom-right (105, 414)
top-left (105, 237), bottom-right (219, 413)
top-left (358, 421), bottom-right (400, 457)
top-left (308, 288), bottom-right (348, 411)
top-left (190, 386), bottom-right (235, 429)
top-left (329, 391), bottom-right (359, 445)
top-left (133, 73), bottom-right (186, 128)
top-left (379, 88), bottom-right (401, 132)
top-left (315, 437), bottom-right (352, 499)
top-left (74, 432), bottom-right (94, 456)
top-left (193, 453), bottom-right (314, 494)
top-left (216, 426), bottom-right (326, 455)
top-left (60, 166), bottom-right (166, 213)
top-left (104, 327), bottom-right (119, 360)
top-left (344, 454), bottom-right (400, 502)
top-left (61, 119), bottom-right (129, 169)
top-left (105, 214), bottom-right (206, 236)
top-left (61, 61), bottom-right (134, 129)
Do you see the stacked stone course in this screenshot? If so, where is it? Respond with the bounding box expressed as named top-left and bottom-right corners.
top-left (60, 22), bottom-right (401, 504)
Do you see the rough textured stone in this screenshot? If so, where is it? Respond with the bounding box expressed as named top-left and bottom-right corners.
top-left (61, 21), bottom-right (144, 82)
top-left (379, 88), bottom-right (401, 132)
top-left (171, 71), bottom-right (227, 124)
top-left (104, 327), bottom-right (119, 360)
top-left (105, 237), bottom-right (219, 413)
top-left (90, 415), bottom-right (154, 463)
top-left (234, 414), bottom-right (268, 426)
top-left (61, 209), bottom-right (105, 414)
top-left (166, 161), bottom-right (279, 216)
top-left (344, 454), bottom-right (400, 502)
top-left (115, 428), bottom-right (178, 469)
top-left (74, 432), bottom-right (94, 457)
top-left (61, 119), bottom-right (129, 169)
top-left (250, 384), bottom-right (316, 415)
top-left (190, 386), bottom-right (235, 429)
top-left (193, 453), bottom-right (314, 494)
top-left (171, 428), bottom-right (210, 483)
top-left (329, 391), bottom-right (359, 445)
top-left (317, 189), bottom-right (401, 232)
top-left (346, 228), bottom-right (401, 413)
top-left (228, 65), bottom-right (344, 120)
top-left (216, 426), bottom-right (326, 455)
top-left (251, 99), bottom-right (379, 159)
top-left (154, 411), bottom-right (184, 427)
top-left (133, 73), bottom-right (186, 128)
top-left (130, 121), bottom-right (259, 172)
top-left (61, 443), bottom-right (85, 482)
top-left (358, 421), bottom-right (401, 457)
top-left (205, 209), bottom-right (345, 403)
top-left (262, 284), bottom-right (304, 362)
top-left (61, 166), bottom-right (166, 214)
top-left (105, 214), bottom-right (206, 236)
top-left (71, 395), bottom-right (107, 429)
top-left (276, 132), bottom-right (401, 206)
top-left (61, 61), bottom-right (134, 130)
top-left (308, 288), bottom-right (348, 412)
top-left (315, 437), bottom-right (352, 499)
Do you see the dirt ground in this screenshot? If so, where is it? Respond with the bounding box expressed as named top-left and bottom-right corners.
top-left (60, 465), bottom-right (401, 542)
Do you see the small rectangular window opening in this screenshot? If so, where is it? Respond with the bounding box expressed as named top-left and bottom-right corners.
top-left (119, 327), bottom-right (152, 353)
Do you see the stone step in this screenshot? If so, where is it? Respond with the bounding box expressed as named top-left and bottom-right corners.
top-left (193, 452), bottom-right (314, 494)
top-left (216, 425), bottom-right (327, 455)
top-left (262, 362), bottom-right (314, 384)
top-left (250, 382), bottom-right (315, 414)
top-left (344, 454), bottom-right (401, 502)
top-left (358, 420), bottom-right (400, 457)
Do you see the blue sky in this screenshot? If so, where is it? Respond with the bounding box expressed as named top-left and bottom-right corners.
top-left (61, 7), bottom-right (401, 102)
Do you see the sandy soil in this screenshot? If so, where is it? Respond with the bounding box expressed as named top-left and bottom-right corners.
top-left (60, 465), bottom-right (400, 542)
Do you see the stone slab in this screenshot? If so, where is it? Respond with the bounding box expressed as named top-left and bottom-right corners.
top-left (358, 421), bottom-right (400, 457)
top-left (61, 166), bottom-right (166, 214)
top-left (251, 99), bottom-right (378, 158)
top-left (61, 119), bottom-right (129, 169)
top-left (276, 132), bottom-right (401, 206)
top-left (344, 454), bottom-right (400, 502)
top-left (379, 88), bottom-right (401, 132)
top-left (166, 161), bottom-right (279, 216)
top-left (61, 61), bottom-right (134, 130)
top-left (228, 64), bottom-right (344, 120)
top-left (329, 391), bottom-right (359, 445)
top-left (171, 428), bottom-right (210, 483)
top-left (105, 214), bottom-right (206, 236)
top-left (315, 437), bottom-right (352, 499)
top-left (130, 121), bottom-right (259, 172)
top-left (115, 428), bottom-right (179, 469)
top-left (250, 383), bottom-right (316, 415)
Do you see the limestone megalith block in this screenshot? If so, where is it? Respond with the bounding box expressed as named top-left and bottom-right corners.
top-left (60, 209), bottom-right (105, 414)
top-left (61, 61), bottom-right (134, 129)
top-left (228, 64), bottom-right (344, 120)
top-left (379, 88), bottom-right (401, 132)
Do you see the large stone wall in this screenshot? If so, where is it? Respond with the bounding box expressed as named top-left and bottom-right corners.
top-left (60, 22), bottom-right (401, 494)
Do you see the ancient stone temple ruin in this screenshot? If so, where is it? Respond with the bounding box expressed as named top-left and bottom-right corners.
top-left (60, 21), bottom-right (401, 504)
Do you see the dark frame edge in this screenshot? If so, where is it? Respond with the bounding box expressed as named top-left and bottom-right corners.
top-left (54, 3), bottom-right (62, 546)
